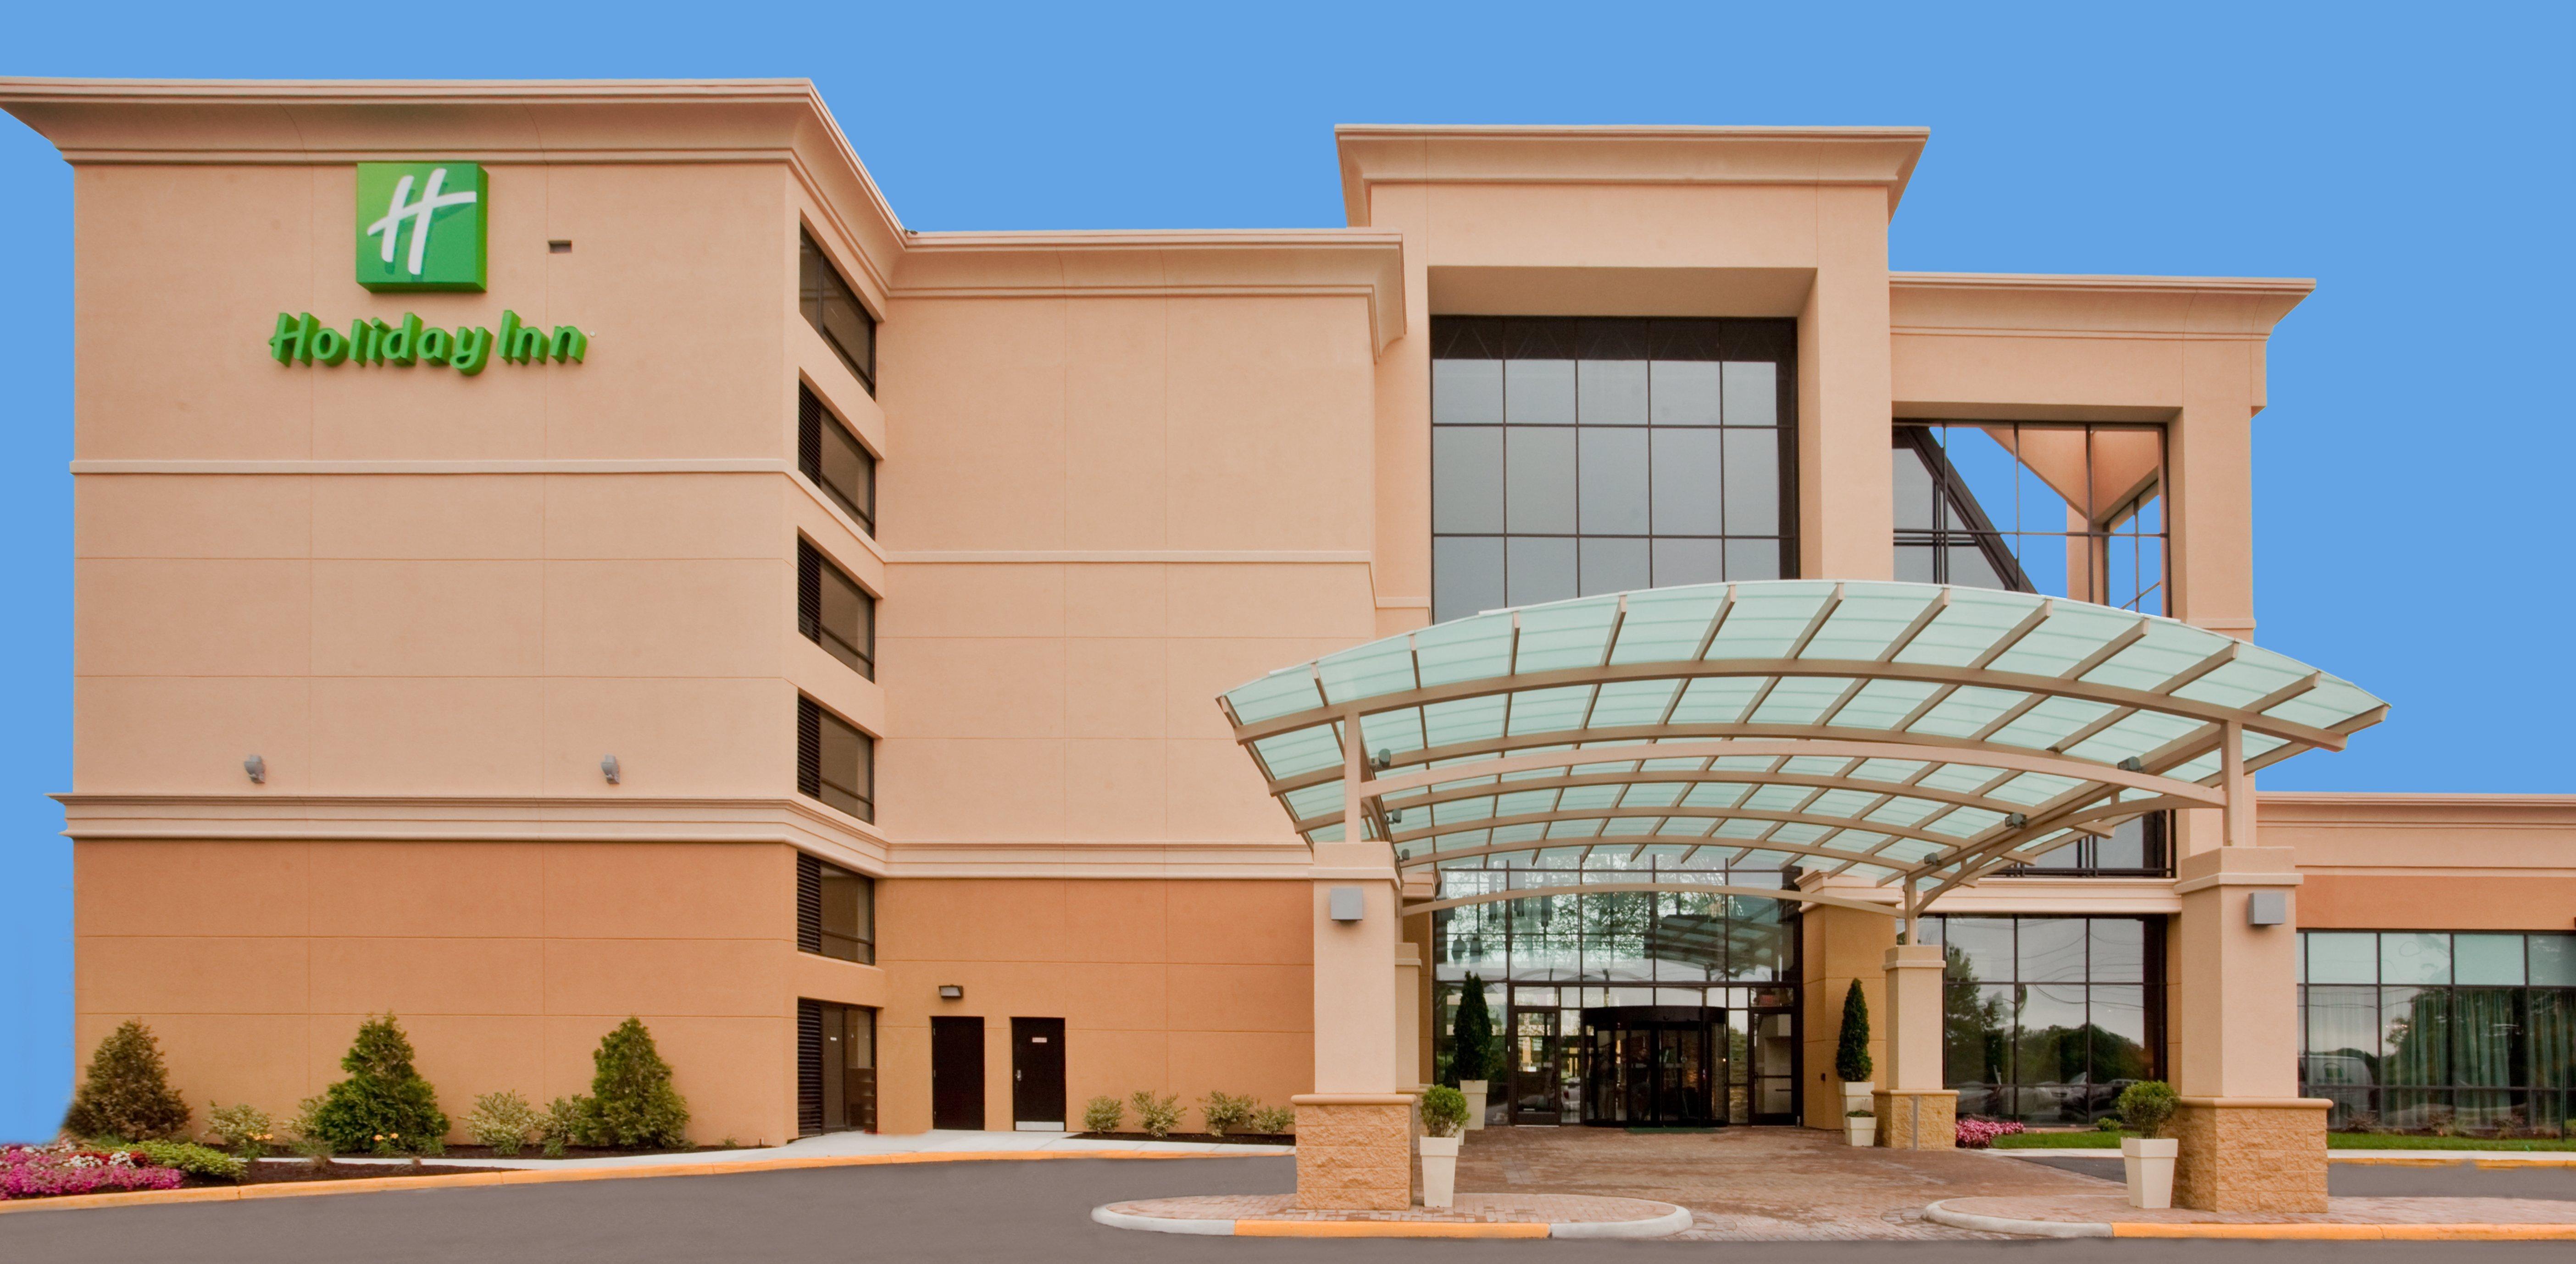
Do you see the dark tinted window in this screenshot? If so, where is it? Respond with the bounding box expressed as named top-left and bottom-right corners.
top-left (800, 230), bottom-right (876, 393)
top-left (796, 851), bottom-right (876, 964)
top-left (799, 384), bottom-right (877, 535)
top-left (798, 539), bottom-right (875, 679)
top-left (797, 695), bottom-right (874, 822)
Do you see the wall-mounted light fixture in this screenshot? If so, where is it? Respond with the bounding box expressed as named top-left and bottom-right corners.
top-left (1328, 885), bottom-right (1365, 922)
top-left (600, 754), bottom-right (621, 785)
top-left (937, 985), bottom-right (964, 1001)
top-left (243, 755), bottom-right (266, 785)
top-left (2248, 891), bottom-right (2288, 927)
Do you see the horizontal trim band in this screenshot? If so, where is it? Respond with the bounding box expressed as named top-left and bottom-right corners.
top-left (72, 459), bottom-right (789, 475)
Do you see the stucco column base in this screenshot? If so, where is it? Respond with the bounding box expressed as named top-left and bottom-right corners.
top-left (2171, 1097), bottom-right (2330, 1213)
top-left (1291, 1094), bottom-right (1416, 1210)
top-left (1871, 1089), bottom-right (1956, 1149)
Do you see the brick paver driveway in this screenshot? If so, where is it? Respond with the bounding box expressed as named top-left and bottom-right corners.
top-left (1455, 1125), bottom-right (2108, 1240)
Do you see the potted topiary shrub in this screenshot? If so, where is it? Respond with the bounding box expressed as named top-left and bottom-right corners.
top-left (1419, 1085), bottom-right (1468, 1209)
top-left (1451, 978), bottom-right (1495, 1131)
top-left (1835, 980), bottom-right (1875, 1122)
top-left (2116, 1080), bottom-right (2179, 1209)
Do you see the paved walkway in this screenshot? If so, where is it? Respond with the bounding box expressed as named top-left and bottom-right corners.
top-left (1453, 1124), bottom-right (2105, 1240)
top-left (313, 1129), bottom-right (1280, 1171)
top-left (1938, 1191), bottom-right (2576, 1237)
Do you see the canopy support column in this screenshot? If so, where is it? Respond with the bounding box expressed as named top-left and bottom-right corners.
top-left (2170, 841), bottom-right (2325, 1211)
top-left (1292, 722), bottom-right (1415, 1210)
top-left (1874, 942), bottom-right (1955, 1148)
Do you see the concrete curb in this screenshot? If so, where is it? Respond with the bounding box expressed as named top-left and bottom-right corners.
top-left (1092, 1200), bottom-right (1691, 1239)
top-left (1922, 1199), bottom-right (2110, 1239)
top-left (0, 1148), bottom-right (1272, 1216)
top-left (1921, 1199), bottom-right (2576, 1242)
top-left (1993, 1147), bottom-right (2576, 1166)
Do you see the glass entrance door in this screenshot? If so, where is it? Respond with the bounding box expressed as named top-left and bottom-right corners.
top-left (1578, 1006), bottom-right (1722, 1126)
top-left (1509, 1007), bottom-right (1563, 1124)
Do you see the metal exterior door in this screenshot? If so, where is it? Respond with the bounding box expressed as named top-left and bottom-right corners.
top-left (1010, 1017), bottom-right (1065, 1130)
top-left (930, 1016), bottom-right (985, 1130)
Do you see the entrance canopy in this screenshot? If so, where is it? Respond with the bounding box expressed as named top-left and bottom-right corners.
top-left (1219, 581), bottom-right (2384, 916)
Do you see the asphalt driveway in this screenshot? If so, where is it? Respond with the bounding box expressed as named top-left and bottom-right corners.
top-left (3, 1154), bottom-right (2570, 1262)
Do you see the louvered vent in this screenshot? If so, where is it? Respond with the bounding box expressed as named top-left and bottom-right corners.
top-left (796, 540), bottom-right (822, 644)
top-left (796, 696), bottom-right (822, 800)
top-left (797, 384), bottom-right (823, 484)
top-left (796, 998), bottom-right (824, 1137)
top-left (795, 852), bottom-right (823, 955)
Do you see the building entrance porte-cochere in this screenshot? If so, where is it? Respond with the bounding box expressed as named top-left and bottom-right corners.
top-left (1219, 580), bottom-right (2387, 1214)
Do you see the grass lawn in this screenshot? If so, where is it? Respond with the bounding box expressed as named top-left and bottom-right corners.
top-left (1986, 1129), bottom-right (2576, 1152)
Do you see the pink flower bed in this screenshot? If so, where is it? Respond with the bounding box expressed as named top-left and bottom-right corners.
top-left (0, 1145), bottom-right (188, 1199)
top-left (1953, 1119), bottom-right (2026, 1149)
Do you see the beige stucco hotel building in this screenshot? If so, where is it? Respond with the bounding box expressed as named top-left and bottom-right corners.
top-left (6, 78), bottom-right (2571, 1212)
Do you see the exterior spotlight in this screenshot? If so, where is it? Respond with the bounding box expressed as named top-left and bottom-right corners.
top-left (2006, 813), bottom-right (2028, 829)
top-left (1387, 807), bottom-right (1403, 824)
top-left (243, 754), bottom-right (266, 785)
top-left (1372, 748), bottom-right (1392, 772)
top-left (600, 754), bottom-right (621, 785)
top-left (2117, 756), bottom-right (2145, 772)
top-left (937, 985), bottom-right (963, 1000)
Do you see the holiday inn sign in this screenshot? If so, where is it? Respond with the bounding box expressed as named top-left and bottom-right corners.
top-left (266, 161), bottom-right (589, 373)
top-left (358, 161), bottom-right (486, 292)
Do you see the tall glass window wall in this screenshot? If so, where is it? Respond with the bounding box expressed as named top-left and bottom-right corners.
top-left (1430, 317), bottom-right (1797, 624)
top-left (1926, 914), bottom-right (2165, 1125)
top-left (1893, 420), bottom-right (2167, 614)
top-left (2298, 930), bottom-right (2576, 1132)
top-left (1430, 865), bottom-right (1802, 1125)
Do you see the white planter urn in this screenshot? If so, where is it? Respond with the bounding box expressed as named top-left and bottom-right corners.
top-left (1841, 1081), bottom-right (1874, 1116)
top-left (1458, 1080), bottom-right (1488, 1131)
top-left (2121, 1136), bottom-right (2177, 1209)
top-left (1419, 1135), bottom-right (1461, 1208)
top-left (1844, 1115), bottom-right (1876, 1147)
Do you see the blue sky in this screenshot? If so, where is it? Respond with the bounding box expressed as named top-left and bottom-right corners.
top-left (0, 2), bottom-right (2568, 1139)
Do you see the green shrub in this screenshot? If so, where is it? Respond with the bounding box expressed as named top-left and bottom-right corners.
top-left (2094, 1116), bottom-right (2124, 1133)
top-left (464, 1090), bottom-right (543, 1156)
top-left (308, 1013), bottom-right (450, 1155)
top-left (1082, 1096), bottom-right (1124, 1133)
top-left (1200, 1091), bottom-right (1255, 1138)
top-left (62, 1020), bottom-right (193, 1142)
top-left (1129, 1091), bottom-right (1182, 1139)
top-left (1421, 1085), bottom-right (1468, 1138)
top-left (1249, 1105), bottom-right (1295, 1136)
top-left (285, 1094), bottom-right (335, 1166)
top-left (1450, 977), bottom-right (1496, 1084)
top-left (205, 1101), bottom-right (278, 1158)
top-left (1834, 980), bottom-right (1874, 1083)
top-left (582, 1019), bottom-right (690, 1148)
top-left (132, 1139), bottom-right (246, 1181)
top-left (539, 1096), bottom-right (587, 1158)
top-left (2117, 1080), bottom-right (2178, 1139)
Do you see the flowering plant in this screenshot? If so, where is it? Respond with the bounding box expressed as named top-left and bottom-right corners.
top-left (0, 1144), bottom-right (188, 1199)
top-left (1953, 1118), bottom-right (2026, 1149)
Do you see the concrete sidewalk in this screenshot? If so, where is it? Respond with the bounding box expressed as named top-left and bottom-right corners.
top-left (303, 1129), bottom-right (1286, 1172)
top-left (1993, 1147), bottom-right (2576, 1166)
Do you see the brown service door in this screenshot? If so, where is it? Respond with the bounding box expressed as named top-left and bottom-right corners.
top-left (1011, 1018), bottom-right (1066, 1130)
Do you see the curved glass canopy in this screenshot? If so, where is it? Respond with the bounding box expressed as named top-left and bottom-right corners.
top-left (1218, 581), bottom-right (2385, 913)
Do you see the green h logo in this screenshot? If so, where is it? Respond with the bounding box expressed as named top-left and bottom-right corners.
top-left (356, 162), bottom-right (486, 292)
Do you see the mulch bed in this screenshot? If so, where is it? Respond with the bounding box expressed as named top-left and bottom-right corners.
top-left (413, 1143), bottom-right (767, 1160)
top-left (1075, 1131), bottom-right (1294, 1147)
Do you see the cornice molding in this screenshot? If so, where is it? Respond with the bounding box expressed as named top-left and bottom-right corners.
top-left (893, 229), bottom-right (1408, 355)
top-left (1335, 124), bottom-right (1930, 225)
top-left (2258, 791), bottom-right (2576, 827)
top-left (0, 77), bottom-right (907, 299)
top-left (1890, 271), bottom-right (2314, 340)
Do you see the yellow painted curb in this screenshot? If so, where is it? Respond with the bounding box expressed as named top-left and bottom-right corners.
top-left (1235, 1219), bottom-right (1551, 1238)
top-left (2113, 1222), bottom-right (2576, 1241)
top-left (0, 1147), bottom-right (1274, 1215)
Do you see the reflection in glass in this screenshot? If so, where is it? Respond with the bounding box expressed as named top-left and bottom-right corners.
top-left (1890, 421), bottom-right (2168, 614)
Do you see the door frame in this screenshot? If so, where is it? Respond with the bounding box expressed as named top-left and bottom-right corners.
top-left (1010, 1017), bottom-right (1066, 1131)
